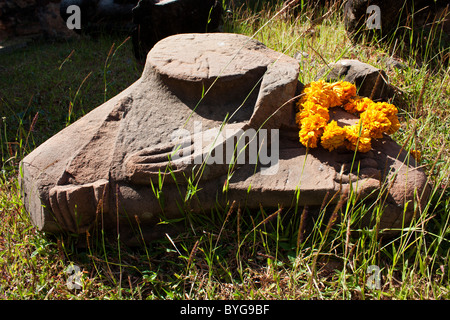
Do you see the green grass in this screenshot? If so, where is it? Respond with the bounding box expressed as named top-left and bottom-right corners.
top-left (1, 2), bottom-right (449, 300)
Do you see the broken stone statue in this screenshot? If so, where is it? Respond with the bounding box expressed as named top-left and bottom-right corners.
top-left (19, 33), bottom-right (430, 245)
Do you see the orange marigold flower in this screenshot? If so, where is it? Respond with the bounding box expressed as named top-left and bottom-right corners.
top-left (386, 115), bottom-right (400, 134)
top-left (330, 81), bottom-right (357, 104)
top-left (321, 120), bottom-right (346, 151)
top-left (375, 102), bottom-right (398, 117)
top-left (303, 80), bottom-right (341, 108)
top-left (344, 125), bottom-right (372, 153)
top-left (344, 96), bottom-right (373, 114)
top-left (299, 126), bottom-right (323, 148)
top-left (298, 101), bottom-right (330, 122)
top-left (375, 102), bottom-right (400, 135)
top-left (302, 113), bottom-right (329, 129)
top-left (343, 99), bottom-right (358, 114)
top-left (298, 114), bottom-right (327, 148)
top-left (359, 104), bottom-right (392, 139)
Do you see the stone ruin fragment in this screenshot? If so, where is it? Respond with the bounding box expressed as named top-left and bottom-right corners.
top-left (19, 33), bottom-right (430, 245)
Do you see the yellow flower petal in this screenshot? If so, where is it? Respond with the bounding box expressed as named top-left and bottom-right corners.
top-left (330, 81), bottom-right (357, 104)
top-left (299, 127), bottom-right (322, 148)
top-left (344, 96), bottom-right (373, 114)
top-left (321, 120), bottom-right (346, 151)
top-left (386, 115), bottom-right (400, 134)
top-left (344, 125), bottom-right (372, 153)
top-left (298, 101), bottom-right (330, 122)
top-left (359, 104), bottom-right (392, 139)
top-left (303, 80), bottom-right (341, 108)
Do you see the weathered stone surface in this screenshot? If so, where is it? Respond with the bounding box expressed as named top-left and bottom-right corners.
top-left (315, 59), bottom-right (396, 101)
top-left (19, 33), bottom-right (430, 245)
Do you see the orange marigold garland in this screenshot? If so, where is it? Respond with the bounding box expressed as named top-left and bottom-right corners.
top-left (296, 80), bottom-right (400, 152)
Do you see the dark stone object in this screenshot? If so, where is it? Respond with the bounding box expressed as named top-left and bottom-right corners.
top-left (131, 0), bottom-right (223, 62)
top-left (344, 0), bottom-right (450, 61)
top-left (59, 0), bottom-right (138, 35)
top-left (0, 0), bottom-right (76, 41)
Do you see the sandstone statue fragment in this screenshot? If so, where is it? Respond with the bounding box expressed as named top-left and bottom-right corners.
top-left (19, 33), bottom-right (430, 245)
